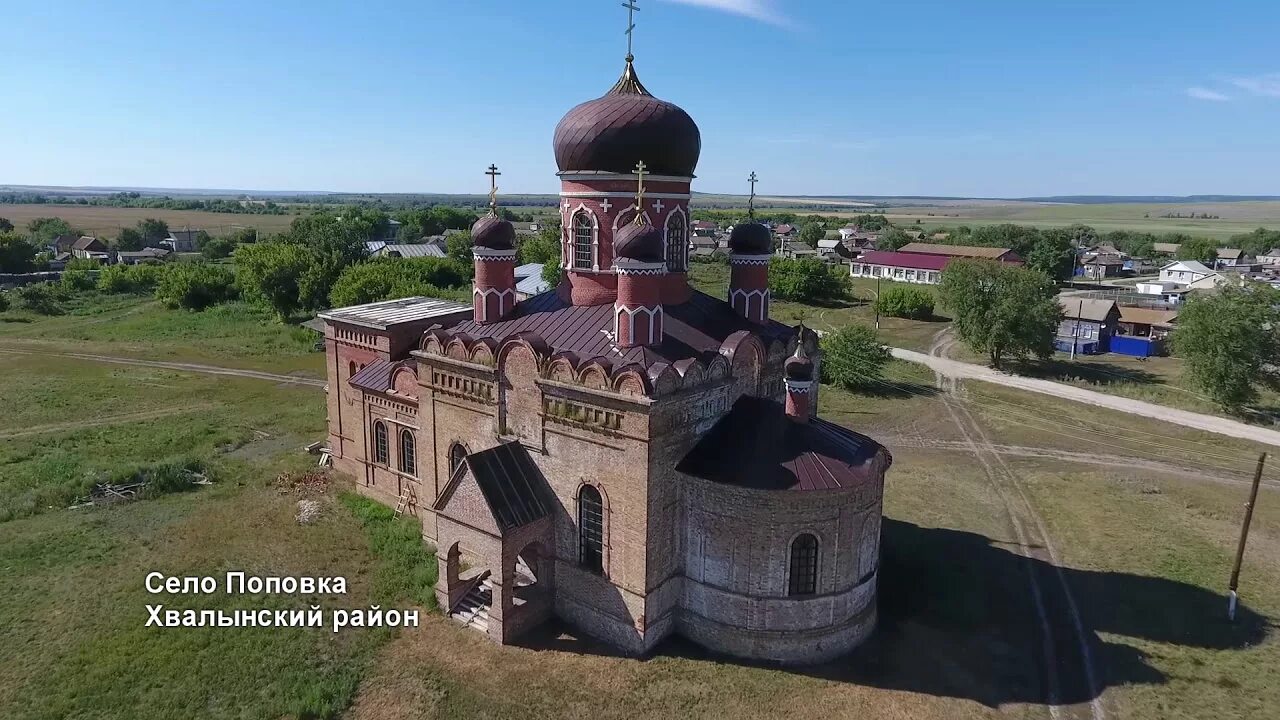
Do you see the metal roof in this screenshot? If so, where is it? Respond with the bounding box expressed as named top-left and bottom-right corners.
top-left (516, 274), bottom-right (550, 296)
top-left (377, 244), bottom-right (446, 259)
top-left (1118, 307), bottom-right (1178, 326)
top-left (319, 296), bottom-right (470, 331)
top-left (898, 242), bottom-right (1017, 260)
top-left (858, 250), bottom-right (950, 271)
top-left (465, 442), bottom-right (553, 532)
top-left (677, 396), bottom-right (887, 491)
top-left (442, 289), bottom-right (793, 370)
top-left (1058, 296), bottom-right (1118, 322)
top-left (349, 358), bottom-right (398, 393)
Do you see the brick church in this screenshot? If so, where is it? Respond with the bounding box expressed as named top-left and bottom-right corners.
top-left (320, 46), bottom-right (890, 665)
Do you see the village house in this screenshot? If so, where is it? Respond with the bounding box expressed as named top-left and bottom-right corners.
top-left (773, 223), bottom-right (796, 240)
top-left (691, 220), bottom-right (718, 237)
top-left (1055, 296), bottom-right (1120, 355)
top-left (817, 238), bottom-right (853, 262)
top-left (71, 236), bottom-right (110, 261)
top-left (513, 263), bottom-right (550, 299)
top-left (850, 250), bottom-right (948, 285)
top-left (1110, 306), bottom-right (1177, 357)
top-left (1135, 281), bottom-right (1191, 305)
top-left (49, 234), bottom-right (80, 255)
top-left (115, 247), bottom-right (171, 265)
top-left (320, 52), bottom-right (891, 665)
top-left (897, 242), bottom-right (1023, 264)
top-left (164, 229), bottom-right (203, 252)
top-left (1152, 242), bottom-right (1181, 256)
top-left (1081, 253), bottom-right (1126, 280)
top-left (1258, 248), bottom-right (1280, 266)
top-left (1214, 247), bottom-right (1251, 269)
top-left (778, 241), bottom-right (819, 259)
top-left (1159, 260), bottom-right (1217, 286)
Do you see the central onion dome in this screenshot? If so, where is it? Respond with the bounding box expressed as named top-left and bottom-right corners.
top-left (471, 213), bottom-right (515, 250)
top-left (553, 61), bottom-right (701, 177)
top-left (728, 222), bottom-right (773, 254)
top-left (613, 220), bottom-right (665, 263)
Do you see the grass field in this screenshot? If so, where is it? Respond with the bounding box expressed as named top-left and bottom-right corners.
top-left (0, 203), bottom-right (301, 238)
top-left (1, 287), bottom-right (1277, 718)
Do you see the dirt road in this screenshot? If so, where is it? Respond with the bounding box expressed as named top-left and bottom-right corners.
top-left (893, 346), bottom-right (1280, 449)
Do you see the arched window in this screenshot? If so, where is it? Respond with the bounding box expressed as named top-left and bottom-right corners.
top-left (448, 442), bottom-right (467, 476)
top-left (666, 213), bottom-right (687, 272)
top-left (399, 429), bottom-right (416, 475)
top-left (372, 421), bottom-right (389, 466)
top-left (578, 485), bottom-right (604, 573)
top-left (788, 533), bottom-right (819, 596)
top-left (348, 361), bottom-right (357, 377)
top-left (572, 211), bottom-right (594, 270)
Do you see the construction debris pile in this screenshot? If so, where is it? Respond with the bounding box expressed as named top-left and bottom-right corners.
top-left (275, 470), bottom-right (331, 497)
top-left (68, 469), bottom-right (211, 510)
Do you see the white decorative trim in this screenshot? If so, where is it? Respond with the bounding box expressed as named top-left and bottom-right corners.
top-left (663, 205), bottom-right (688, 272)
top-left (472, 247), bottom-right (516, 260)
top-left (729, 287), bottom-right (770, 321)
top-left (559, 191), bottom-right (692, 200)
top-left (730, 253), bottom-right (772, 266)
top-left (611, 205), bottom-right (653, 232)
top-left (785, 378), bottom-right (814, 392)
top-left (614, 259), bottom-right (666, 275)
top-left (558, 172), bottom-right (692, 183)
top-left (567, 203), bottom-right (600, 271)
top-left (473, 286), bottom-right (515, 323)
top-left (614, 304), bottom-right (664, 346)
top-left (652, 199), bottom-right (665, 215)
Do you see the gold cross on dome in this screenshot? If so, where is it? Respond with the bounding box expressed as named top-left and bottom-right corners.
top-left (622, 0), bottom-right (640, 60)
top-left (485, 164), bottom-right (501, 213)
top-left (748, 171), bottom-right (759, 219)
top-left (632, 160), bottom-right (648, 226)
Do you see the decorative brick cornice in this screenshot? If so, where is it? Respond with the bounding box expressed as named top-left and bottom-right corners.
top-left (473, 247), bottom-right (517, 261)
top-left (730, 253), bottom-right (772, 266)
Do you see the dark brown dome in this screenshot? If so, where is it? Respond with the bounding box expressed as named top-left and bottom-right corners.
top-left (728, 222), bottom-right (773, 254)
top-left (471, 214), bottom-right (515, 250)
top-left (614, 221), bottom-right (665, 263)
top-left (553, 62), bottom-right (701, 177)
top-left (785, 352), bottom-right (814, 381)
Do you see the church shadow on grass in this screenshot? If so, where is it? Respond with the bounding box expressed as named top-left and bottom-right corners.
top-left (517, 519), bottom-right (1270, 709)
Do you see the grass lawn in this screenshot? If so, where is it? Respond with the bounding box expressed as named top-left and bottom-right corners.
top-left (0, 293), bottom-right (324, 375)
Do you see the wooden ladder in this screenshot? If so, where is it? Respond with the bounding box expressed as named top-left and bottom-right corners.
top-left (393, 482), bottom-right (418, 519)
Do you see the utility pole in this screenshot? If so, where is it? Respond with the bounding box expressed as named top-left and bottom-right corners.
top-left (1228, 452), bottom-right (1267, 621)
top-left (1070, 299), bottom-right (1083, 360)
top-left (874, 274), bottom-right (882, 331)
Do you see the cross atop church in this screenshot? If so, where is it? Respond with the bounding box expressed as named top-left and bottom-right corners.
top-left (486, 164), bottom-right (501, 214)
top-left (622, 0), bottom-right (640, 61)
top-left (632, 160), bottom-right (648, 226)
top-left (748, 171), bottom-right (758, 219)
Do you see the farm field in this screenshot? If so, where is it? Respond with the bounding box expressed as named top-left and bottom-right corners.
top-left (0, 203), bottom-right (301, 238)
top-left (0, 295), bottom-right (1276, 718)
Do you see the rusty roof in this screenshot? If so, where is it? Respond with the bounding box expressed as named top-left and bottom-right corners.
top-left (442, 290), bottom-right (793, 369)
top-left (678, 396), bottom-right (887, 491)
top-left (1118, 306), bottom-right (1178, 326)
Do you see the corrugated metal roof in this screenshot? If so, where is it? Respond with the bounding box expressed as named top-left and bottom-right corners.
top-left (1058, 297), bottom-right (1118, 322)
top-left (514, 263), bottom-right (543, 278)
top-left (1118, 307), bottom-right (1178, 326)
top-left (319, 296), bottom-right (470, 330)
top-left (677, 396), bottom-right (886, 491)
top-left (444, 289), bottom-right (793, 369)
top-left (465, 442), bottom-right (553, 532)
top-left (516, 274), bottom-right (550, 296)
top-left (858, 250), bottom-right (950, 271)
top-left (898, 242), bottom-right (1016, 260)
top-left (377, 244), bottom-right (446, 259)
top-left (349, 358), bottom-right (398, 393)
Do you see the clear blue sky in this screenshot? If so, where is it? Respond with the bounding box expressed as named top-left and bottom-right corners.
top-left (3, 0), bottom-right (1278, 197)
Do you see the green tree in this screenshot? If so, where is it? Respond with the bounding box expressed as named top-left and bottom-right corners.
top-left (155, 263), bottom-right (237, 310)
top-left (1026, 229), bottom-right (1078, 280)
top-left (0, 232), bottom-right (40, 273)
top-left (329, 257), bottom-right (469, 307)
top-left (59, 258), bottom-right (99, 291)
top-left (0, 217), bottom-right (13, 232)
top-left (234, 242), bottom-right (313, 319)
top-left (137, 218), bottom-right (170, 246)
top-left (115, 227), bottom-right (145, 251)
top-left (768, 258), bottom-right (850, 303)
top-left (1172, 282), bottom-right (1280, 411)
top-left (873, 285), bottom-right (935, 320)
top-left (820, 324), bottom-right (891, 392)
top-left (799, 222), bottom-right (826, 248)
top-left (275, 211), bottom-right (374, 310)
top-left (98, 263), bottom-right (161, 293)
top-left (446, 231), bottom-right (475, 266)
top-left (1228, 228), bottom-right (1280, 257)
top-left (518, 225), bottom-right (561, 266)
top-left (0, 290), bottom-right (8, 312)
top-left (15, 283), bottom-right (65, 315)
top-left (201, 236), bottom-right (237, 259)
top-left (850, 214), bottom-right (890, 232)
top-left (938, 260), bottom-right (1061, 369)
top-left (1177, 236), bottom-right (1219, 263)
top-left (26, 217), bottom-right (72, 246)
top-left (878, 227), bottom-right (912, 251)
top-left (541, 263), bottom-right (563, 288)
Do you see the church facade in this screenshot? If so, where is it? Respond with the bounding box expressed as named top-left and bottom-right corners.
top-left (320, 54), bottom-right (890, 665)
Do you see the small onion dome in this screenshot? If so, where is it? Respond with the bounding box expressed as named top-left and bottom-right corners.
top-left (785, 351), bottom-right (814, 381)
top-left (553, 61), bottom-right (701, 177)
top-left (471, 214), bottom-right (515, 250)
top-left (728, 222), bottom-right (772, 254)
top-left (614, 221), bottom-right (665, 263)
